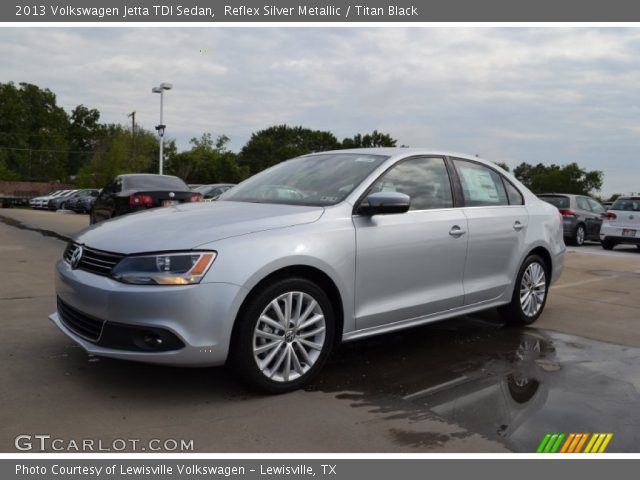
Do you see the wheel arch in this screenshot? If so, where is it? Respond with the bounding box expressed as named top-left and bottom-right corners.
top-left (526, 246), bottom-right (553, 279)
top-left (230, 264), bottom-right (345, 352)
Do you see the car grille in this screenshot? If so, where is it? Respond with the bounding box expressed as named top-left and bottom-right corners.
top-left (57, 297), bottom-right (105, 342)
top-left (64, 243), bottom-right (124, 277)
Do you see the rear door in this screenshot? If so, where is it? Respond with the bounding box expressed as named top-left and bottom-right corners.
top-left (586, 198), bottom-right (605, 239)
top-left (353, 156), bottom-right (468, 330)
top-left (576, 196), bottom-right (600, 240)
top-left (451, 158), bottom-right (529, 305)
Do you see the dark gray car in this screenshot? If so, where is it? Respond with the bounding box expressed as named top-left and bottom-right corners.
top-left (538, 194), bottom-right (604, 246)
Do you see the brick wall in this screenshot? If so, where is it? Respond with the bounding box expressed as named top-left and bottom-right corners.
top-left (0, 181), bottom-right (75, 198)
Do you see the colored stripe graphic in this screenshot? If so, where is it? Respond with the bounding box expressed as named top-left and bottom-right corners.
top-left (538, 433), bottom-right (613, 453)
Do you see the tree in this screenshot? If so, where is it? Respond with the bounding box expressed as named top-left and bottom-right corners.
top-left (68, 105), bottom-right (102, 175)
top-left (341, 130), bottom-right (397, 149)
top-left (0, 82), bottom-right (69, 181)
top-left (513, 162), bottom-right (603, 195)
top-left (166, 133), bottom-right (247, 183)
top-left (76, 125), bottom-right (159, 188)
top-left (492, 161), bottom-right (510, 172)
top-left (239, 125), bottom-right (340, 174)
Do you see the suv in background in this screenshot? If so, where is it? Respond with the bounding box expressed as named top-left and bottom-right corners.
top-left (538, 194), bottom-right (605, 246)
top-left (600, 196), bottom-right (640, 250)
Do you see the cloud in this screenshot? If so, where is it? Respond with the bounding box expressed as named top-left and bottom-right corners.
top-left (0, 27), bottom-right (639, 195)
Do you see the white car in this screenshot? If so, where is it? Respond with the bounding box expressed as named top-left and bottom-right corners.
top-left (35, 190), bottom-right (71, 209)
top-left (30, 190), bottom-right (61, 208)
top-left (600, 196), bottom-right (640, 250)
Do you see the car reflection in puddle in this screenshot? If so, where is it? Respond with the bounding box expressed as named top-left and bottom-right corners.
top-left (309, 312), bottom-right (640, 452)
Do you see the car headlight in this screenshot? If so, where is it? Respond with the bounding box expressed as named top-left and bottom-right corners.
top-left (110, 252), bottom-right (216, 285)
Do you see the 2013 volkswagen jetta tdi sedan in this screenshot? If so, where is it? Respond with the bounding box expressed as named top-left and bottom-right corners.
top-left (50, 149), bottom-right (565, 392)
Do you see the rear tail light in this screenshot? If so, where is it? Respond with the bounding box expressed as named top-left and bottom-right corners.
top-left (129, 194), bottom-right (153, 206)
top-left (559, 209), bottom-right (576, 217)
top-left (190, 194), bottom-right (202, 203)
top-left (603, 211), bottom-right (617, 220)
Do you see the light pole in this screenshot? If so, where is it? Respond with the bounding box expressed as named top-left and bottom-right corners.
top-left (152, 82), bottom-right (172, 175)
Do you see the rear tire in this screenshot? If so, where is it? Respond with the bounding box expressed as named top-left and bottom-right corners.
top-left (570, 224), bottom-right (585, 246)
top-left (231, 277), bottom-right (335, 394)
top-left (601, 239), bottom-right (615, 250)
top-left (498, 255), bottom-right (549, 326)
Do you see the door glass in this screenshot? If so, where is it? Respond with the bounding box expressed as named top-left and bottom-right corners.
top-left (576, 197), bottom-right (591, 211)
top-left (503, 179), bottom-right (524, 205)
top-left (587, 198), bottom-right (605, 214)
top-left (453, 159), bottom-right (509, 206)
top-left (368, 157), bottom-right (453, 210)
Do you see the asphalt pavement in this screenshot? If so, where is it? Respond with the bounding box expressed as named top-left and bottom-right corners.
top-left (1, 208), bottom-right (639, 452)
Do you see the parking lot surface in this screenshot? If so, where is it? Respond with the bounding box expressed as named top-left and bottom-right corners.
top-left (1, 208), bottom-right (639, 452)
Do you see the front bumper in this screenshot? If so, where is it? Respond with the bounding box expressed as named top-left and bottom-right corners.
top-left (50, 259), bottom-right (248, 366)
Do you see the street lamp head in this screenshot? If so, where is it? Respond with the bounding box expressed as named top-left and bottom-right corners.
top-left (160, 83), bottom-right (173, 90)
top-left (152, 87), bottom-right (162, 94)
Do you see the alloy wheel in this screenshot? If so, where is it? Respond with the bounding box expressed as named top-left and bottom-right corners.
top-left (252, 291), bottom-right (326, 383)
top-left (519, 262), bottom-right (547, 317)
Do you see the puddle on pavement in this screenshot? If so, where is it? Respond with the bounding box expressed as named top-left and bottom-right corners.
top-left (0, 214), bottom-right (70, 243)
top-left (308, 311), bottom-right (640, 452)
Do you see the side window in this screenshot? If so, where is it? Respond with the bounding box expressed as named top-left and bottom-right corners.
top-left (114, 178), bottom-right (123, 193)
top-left (368, 157), bottom-right (453, 211)
top-left (503, 179), bottom-right (524, 205)
top-left (587, 198), bottom-right (605, 214)
top-left (576, 197), bottom-right (591, 211)
top-left (453, 159), bottom-right (509, 206)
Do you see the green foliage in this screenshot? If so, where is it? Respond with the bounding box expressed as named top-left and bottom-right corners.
top-left (0, 82), bottom-right (69, 181)
top-left (76, 125), bottom-right (159, 187)
top-left (0, 153), bottom-right (19, 181)
top-left (340, 130), bottom-right (397, 149)
top-left (239, 125), bottom-right (341, 175)
top-left (166, 133), bottom-right (248, 183)
top-left (513, 162), bottom-right (603, 195)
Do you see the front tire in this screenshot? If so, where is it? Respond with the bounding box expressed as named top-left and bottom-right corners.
top-left (232, 277), bottom-right (335, 393)
top-left (499, 255), bottom-right (549, 326)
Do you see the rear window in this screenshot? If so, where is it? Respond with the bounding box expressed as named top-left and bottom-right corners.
top-left (123, 175), bottom-right (188, 191)
top-left (539, 195), bottom-right (569, 209)
top-left (611, 198), bottom-right (640, 212)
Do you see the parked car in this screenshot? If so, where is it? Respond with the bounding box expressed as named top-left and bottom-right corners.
top-left (50, 149), bottom-right (565, 393)
top-left (30, 190), bottom-right (65, 209)
top-left (47, 189), bottom-right (80, 210)
top-left (194, 183), bottom-right (236, 202)
top-left (66, 189), bottom-right (100, 213)
top-left (600, 196), bottom-right (640, 250)
top-left (602, 201), bottom-right (614, 210)
top-left (537, 194), bottom-right (605, 246)
top-left (89, 174), bottom-right (201, 224)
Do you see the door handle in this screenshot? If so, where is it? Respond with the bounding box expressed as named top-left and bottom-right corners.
top-left (513, 221), bottom-right (524, 231)
top-left (449, 225), bottom-right (466, 237)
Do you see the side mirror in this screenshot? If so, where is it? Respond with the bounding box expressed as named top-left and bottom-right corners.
top-left (357, 192), bottom-right (411, 216)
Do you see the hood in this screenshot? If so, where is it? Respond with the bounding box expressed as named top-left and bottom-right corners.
top-left (75, 201), bottom-right (324, 254)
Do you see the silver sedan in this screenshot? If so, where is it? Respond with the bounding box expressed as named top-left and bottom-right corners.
top-left (50, 148), bottom-right (565, 392)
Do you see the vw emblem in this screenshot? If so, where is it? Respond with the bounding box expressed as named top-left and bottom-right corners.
top-left (169, 192), bottom-right (175, 198)
top-left (70, 246), bottom-right (83, 269)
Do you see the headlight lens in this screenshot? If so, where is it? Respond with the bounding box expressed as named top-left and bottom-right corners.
top-left (111, 252), bottom-right (216, 285)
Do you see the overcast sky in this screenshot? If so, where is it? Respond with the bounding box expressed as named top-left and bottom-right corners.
top-left (1, 27), bottom-right (639, 195)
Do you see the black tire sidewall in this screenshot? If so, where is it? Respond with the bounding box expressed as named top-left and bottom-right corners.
top-left (232, 277), bottom-right (335, 393)
top-left (575, 225), bottom-right (585, 246)
top-left (502, 255), bottom-right (550, 325)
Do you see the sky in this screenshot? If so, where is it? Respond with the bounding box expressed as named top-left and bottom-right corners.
top-left (1, 27), bottom-right (639, 196)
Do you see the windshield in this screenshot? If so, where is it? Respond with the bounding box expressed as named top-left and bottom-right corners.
top-left (221, 153), bottom-right (388, 206)
top-left (123, 175), bottom-right (188, 191)
top-left (611, 198), bottom-right (640, 212)
top-left (538, 195), bottom-right (569, 209)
